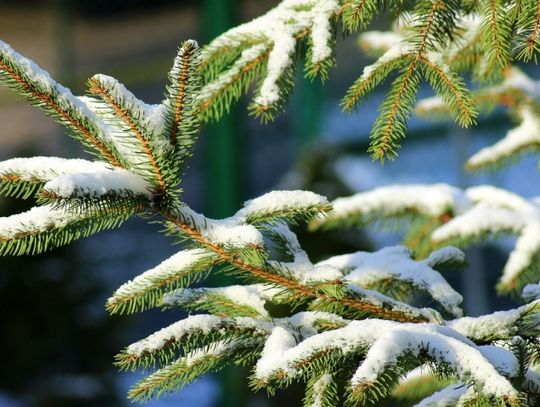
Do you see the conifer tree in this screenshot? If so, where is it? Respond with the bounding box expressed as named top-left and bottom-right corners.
top-left (4, 1), bottom-right (540, 406)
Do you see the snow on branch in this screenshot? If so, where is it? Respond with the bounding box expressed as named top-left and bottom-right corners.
top-left (106, 249), bottom-right (219, 314)
top-left (414, 383), bottom-right (469, 407)
top-left (0, 41), bottom-right (126, 167)
top-left (127, 339), bottom-right (256, 402)
top-left (417, 67), bottom-right (540, 170)
top-left (0, 204), bottom-right (133, 256)
top-left (0, 156), bottom-right (111, 199)
top-left (263, 231), bottom-right (446, 323)
top-left (467, 105), bottom-right (540, 170)
top-left (316, 183), bottom-right (540, 295)
top-left (42, 167), bottom-right (152, 199)
top-left (167, 190), bottom-right (329, 251)
top-left (123, 315), bottom-right (271, 361)
top-left (253, 318), bottom-right (520, 404)
top-left (447, 300), bottom-right (540, 343)
top-left (358, 30), bottom-right (404, 57)
top-left (432, 187), bottom-right (540, 294)
top-left (310, 183), bottom-right (468, 231)
top-left (522, 283), bottom-right (540, 302)
top-left (163, 284), bottom-right (281, 319)
top-left (171, 205), bottom-right (265, 250)
top-left (319, 246), bottom-right (464, 317)
top-left (121, 311), bottom-right (347, 400)
top-left (238, 190), bottom-right (331, 224)
top-left (200, 0), bottom-right (341, 120)
top-left (88, 74), bottom-right (166, 140)
top-left (86, 74), bottom-right (173, 192)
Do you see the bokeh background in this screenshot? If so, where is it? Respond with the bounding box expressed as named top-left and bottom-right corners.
top-left (1, 1), bottom-right (539, 406)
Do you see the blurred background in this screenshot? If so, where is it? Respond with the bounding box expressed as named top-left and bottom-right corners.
top-left (1, 1), bottom-right (539, 406)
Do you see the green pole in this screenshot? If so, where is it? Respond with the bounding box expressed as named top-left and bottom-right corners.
top-left (202, 0), bottom-right (244, 219)
top-left (202, 2), bottom-right (247, 407)
top-left (292, 73), bottom-right (324, 152)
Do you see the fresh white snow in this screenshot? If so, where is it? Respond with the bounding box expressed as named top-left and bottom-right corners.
top-left (43, 167), bottom-right (152, 198)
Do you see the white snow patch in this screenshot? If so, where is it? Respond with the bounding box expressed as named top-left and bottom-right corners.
top-left (467, 106), bottom-right (540, 168)
top-left (359, 31), bottom-right (403, 52)
top-left (44, 168), bottom-right (151, 198)
top-left (319, 184), bottom-right (469, 227)
top-left (522, 282), bottom-right (540, 302)
top-left (0, 205), bottom-right (74, 238)
top-left (0, 157), bottom-right (110, 181)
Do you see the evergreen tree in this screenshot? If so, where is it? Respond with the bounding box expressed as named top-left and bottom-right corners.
top-left (4, 1), bottom-right (540, 405)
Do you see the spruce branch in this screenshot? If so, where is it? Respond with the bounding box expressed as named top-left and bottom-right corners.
top-left (341, 0), bottom-right (379, 33)
top-left (0, 204), bottom-right (138, 256)
top-left (516, 0), bottom-right (540, 62)
top-left (162, 208), bottom-right (432, 324)
top-left (479, 0), bottom-right (513, 80)
top-left (315, 183), bottom-right (540, 296)
top-left (163, 39), bottom-right (202, 180)
top-left (0, 157), bottom-right (112, 199)
top-left (128, 340), bottom-right (257, 402)
top-left (162, 284), bottom-right (279, 319)
top-left (0, 41), bottom-right (125, 167)
top-left (200, 0), bottom-right (345, 121)
top-left (116, 315), bottom-right (271, 372)
top-left (87, 75), bottom-right (169, 193)
top-left (303, 372), bottom-right (339, 407)
top-left (106, 249), bottom-right (220, 314)
top-left (416, 67), bottom-right (540, 171)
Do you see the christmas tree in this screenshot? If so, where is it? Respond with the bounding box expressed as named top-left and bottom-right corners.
top-left (3, 0), bottom-right (540, 405)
